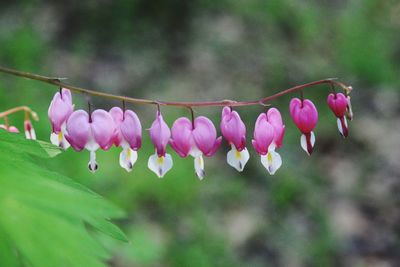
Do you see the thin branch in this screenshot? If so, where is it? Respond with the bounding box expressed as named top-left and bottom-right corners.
top-left (0, 65), bottom-right (351, 108)
top-left (0, 105), bottom-right (39, 120)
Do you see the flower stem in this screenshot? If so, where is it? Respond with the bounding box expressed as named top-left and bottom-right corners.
top-left (0, 105), bottom-right (39, 120)
top-left (0, 65), bottom-right (351, 108)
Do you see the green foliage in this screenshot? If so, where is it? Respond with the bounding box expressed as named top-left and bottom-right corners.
top-left (0, 132), bottom-right (127, 267)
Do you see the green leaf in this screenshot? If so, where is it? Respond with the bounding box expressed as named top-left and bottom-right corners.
top-left (0, 132), bottom-right (128, 267)
top-left (0, 131), bottom-right (62, 158)
top-left (87, 217), bottom-right (129, 242)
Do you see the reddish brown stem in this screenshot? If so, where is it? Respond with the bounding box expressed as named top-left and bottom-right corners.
top-left (0, 105), bottom-right (39, 120)
top-left (0, 65), bottom-right (351, 108)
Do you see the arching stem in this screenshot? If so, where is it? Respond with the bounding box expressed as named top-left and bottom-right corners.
top-left (0, 106), bottom-right (39, 120)
top-left (0, 65), bottom-right (351, 108)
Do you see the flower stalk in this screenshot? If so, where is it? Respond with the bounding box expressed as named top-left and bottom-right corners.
top-left (0, 65), bottom-right (354, 177)
top-left (0, 105), bottom-right (39, 121)
top-left (0, 65), bottom-right (350, 108)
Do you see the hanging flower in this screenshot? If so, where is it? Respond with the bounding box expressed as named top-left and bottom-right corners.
top-left (24, 119), bottom-right (36, 140)
top-left (65, 109), bottom-right (115, 172)
top-left (289, 98), bottom-right (318, 155)
top-left (220, 107), bottom-right (249, 172)
top-left (148, 111), bottom-right (173, 178)
top-left (48, 88), bottom-right (74, 149)
top-left (252, 108), bottom-right (285, 175)
top-left (170, 116), bottom-right (222, 179)
top-left (327, 93), bottom-right (349, 137)
top-left (110, 107), bottom-right (142, 172)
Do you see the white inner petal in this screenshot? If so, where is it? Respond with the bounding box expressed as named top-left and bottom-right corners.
top-left (269, 142), bottom-right (276, 151)
top-left (189, 144), bottom-right (202, 158)
top-left (337, 117), bottom-right (344, 136)
top-left (119, 147), bottom-right (138, 172)
top-left (25, 128), bottom-right (36, 140)
top-left (148, 152), bottom-right (173, 178)
top-left (194, 154), bottom-right (205, 180)
top-left (85, 136), bottom-right (99, 151)
top-left (50, 129), bottom-right (70, 150)
top-left (227, 145), bottom-right (250, 172)
top-left (31, 128), bottom-right (36, 140)
top-left (50, 132), bottom-right (60, 146)
top-left (261, 150), bottom-right (282, 175)
top-left (300, 134), bottom-right (307, 153)
top-left (300, 132), bottom-right (315, 155)
top-left (310, 131), bottom-right (315, 147)
top-left (59, 123), bottom-right (70, 149)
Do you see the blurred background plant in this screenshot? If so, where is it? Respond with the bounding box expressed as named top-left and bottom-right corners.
top-left (0, 0), bottom-right (399, 266)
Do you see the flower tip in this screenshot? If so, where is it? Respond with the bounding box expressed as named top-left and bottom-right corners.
top-left (227, 146), bottom-right (249, 172)
top-left (119, 148), bottom-right (137, 172)
top-left (300, 132), bottom-right (315, 156)
top-left (261, 151), bottom-right (282, 175)
top-left (31, 111), bottom-right (39, 121)
top-left (196, 169), bottom-right (205, 180)
top-left (88, 162), bottom-right (98, 172)
top-left (148, 153), bottom-right (173, 178)
top-left (24, 120), bottom-right (36, 140)
top-left (194, 155), bottom-right (205, 180)
top-left (337, 117), bottom-right (349, 138)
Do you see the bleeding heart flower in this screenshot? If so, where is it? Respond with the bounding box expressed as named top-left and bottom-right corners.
top-left (110, 107), bottom-right (142, 172)
top-left (220, 107), bottom-right (249, 172)
top-left (0, 124), bottom-right (19, 133)
top-left (24, 120), bottom-right (36, 140)
top-left (170, 116), bottom-right (222, 179)
top-left (48, 88), bottom-right (74, 149)
top-left (327, 93), bottom-right (349, 137)
top-left (148, 111), bottom-right (173, 178)
top-left (65, 109), bottom-right (115, 172)
top-left (252, 108), bottom-right (285, 175)
top-left (290, 98), bottom-right (318, 155)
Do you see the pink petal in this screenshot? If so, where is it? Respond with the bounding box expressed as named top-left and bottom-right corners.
top-left (170, 117), bottom-right (193, 157)
top-left (109, 107), bottom-right (124, 146)
top-left (220, 107), bottom-right (246, 151)
top-left (204, 136), bottom-right (222, 157)
top-left (253, 113), bottom-right (274, 154)
top-left (65, 110), bottom-right (90, 151)
top-left (289, 98), bottom-right (301, 123)
top-left (267, 108), bottom-right (285, 148)
top-left (0, 124), bottom-right (19, 133)
top-left (290, 98), bottom-right (318, 134)
top-left (8, 126), bottom-right (20, 133)
top-left (252, 139), bottom-right (263, 155)
top-left (192, 116), bottom-right (219, 155)
top-left (149, 112), bottom-right (171, 157)
top-left (327, 93), bottom-right (348, 118)
top-left (109, 107), bottom-right (124, 123)
top-left (48, 89), bottom-right (74, 133)
top-left (299, 99), bottom-right (318, 132)
top-left (90, 109), bottom-right (116, 150)
top-left (120, 110), bottom-right (142, 150)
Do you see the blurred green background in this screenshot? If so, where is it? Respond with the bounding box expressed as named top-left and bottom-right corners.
top-left (1, 0), bottom-right (400, 266)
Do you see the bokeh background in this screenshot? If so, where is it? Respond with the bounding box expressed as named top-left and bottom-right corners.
top-left (1, 0), bottom-right (400, 266)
